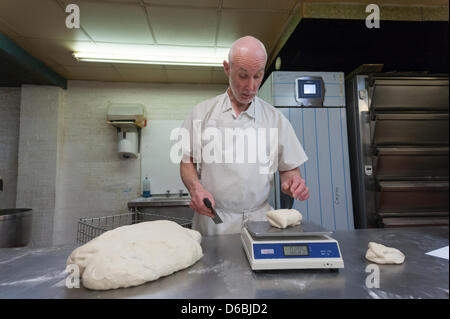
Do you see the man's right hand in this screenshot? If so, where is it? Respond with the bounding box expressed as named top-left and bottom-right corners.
top-left (189, 185), bottom-right (215, 218)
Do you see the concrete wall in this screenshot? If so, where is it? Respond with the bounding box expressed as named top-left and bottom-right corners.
top-left (0, 88), bottom-right (21, 209)
top-left (13, 80), bottom-right (226, 247)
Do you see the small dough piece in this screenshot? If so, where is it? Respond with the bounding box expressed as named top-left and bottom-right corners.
top-left (266, 209), bottom-right (302, 229)
top-left (67, 220), bottom-right (203, 290)
top-left (365, 242), bottom-right (405, 264)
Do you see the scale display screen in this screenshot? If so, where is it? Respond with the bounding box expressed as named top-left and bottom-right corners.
top-left (283, 245), bottom-right (309, 256)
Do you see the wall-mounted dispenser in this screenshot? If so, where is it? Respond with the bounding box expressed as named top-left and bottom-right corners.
top-left (106, 103), bottom-right (147, 159)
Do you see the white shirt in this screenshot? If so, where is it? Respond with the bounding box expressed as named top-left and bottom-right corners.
top-left (180, 90), bottom-right (308, 235)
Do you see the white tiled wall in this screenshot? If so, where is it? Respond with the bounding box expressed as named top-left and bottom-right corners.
top-left (16, 85), bottom-right (63, 247)
top-left (0, 88), bottom-right (21, 209)
top-left (11, 80), bottom-right (227, 247)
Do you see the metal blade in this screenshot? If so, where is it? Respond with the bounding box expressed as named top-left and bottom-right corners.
top-left (203, 198), bottom-right (223, 224)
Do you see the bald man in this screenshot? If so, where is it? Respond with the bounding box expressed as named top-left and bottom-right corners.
top-left (179, 36), bottom-right (309, 236)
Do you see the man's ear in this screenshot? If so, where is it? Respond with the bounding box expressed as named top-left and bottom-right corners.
top-left (223, 60), bottom-right (230, 77)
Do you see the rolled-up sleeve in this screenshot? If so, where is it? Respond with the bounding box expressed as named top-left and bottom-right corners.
top-left (179, 109), bottom-right (195, 162)
top-left (277, 114), bottom-right (308, 171)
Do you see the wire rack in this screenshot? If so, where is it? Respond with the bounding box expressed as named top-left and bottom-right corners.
top-left (76, 211), bottom-right (192, 244)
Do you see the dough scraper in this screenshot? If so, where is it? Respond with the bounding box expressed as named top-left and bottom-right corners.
top-left (203, 198), bottom-right (223, 224)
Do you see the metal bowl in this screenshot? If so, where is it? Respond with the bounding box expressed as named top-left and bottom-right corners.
top-left (0, 209), bottom-right (32, 248)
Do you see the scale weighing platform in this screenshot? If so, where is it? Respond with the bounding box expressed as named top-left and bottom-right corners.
top-left (241, 221), bottom-right (344, 270)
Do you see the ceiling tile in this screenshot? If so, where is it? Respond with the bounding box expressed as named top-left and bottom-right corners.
top-left (78, 1), bottom-right (154, 44)
top-left (64, 65), bottom-right (124, 81)
top-left (0, 0), bottom-right (89, 41)
top-left (222, 0), bottom-right (296, 11)
top-left (98, 0), bottom-right (141, 3)
top-left (146, 6), bottom-right (217, 46)
top-left (217, 9), bottom-right (289, 50)
top-left (166, 66), bottom-right (213, 83)
top-left (0, 17), bottom-right (21, 39)
top-left (19, 39), bottom-right (99, 67)
top-left (0, 35), bottom-right (70, 78)
top-left (144, 0), bottom-right (220, 8)
top-left (0, 0), bottom-right (293, 84)
top-left (46, 63), bottom-right (70, 78)
top-left (114, 64), bottom-right (168, 82)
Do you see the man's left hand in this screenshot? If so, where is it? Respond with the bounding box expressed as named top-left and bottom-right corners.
top-left (281, 176), bottom-right (310, 201)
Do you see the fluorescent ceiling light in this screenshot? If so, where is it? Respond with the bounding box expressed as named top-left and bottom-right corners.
top-left (73, 50), bottom-right (226, 67)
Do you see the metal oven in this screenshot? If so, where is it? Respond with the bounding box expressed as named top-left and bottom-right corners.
top-left (346, 74), bottom-right (449, 228)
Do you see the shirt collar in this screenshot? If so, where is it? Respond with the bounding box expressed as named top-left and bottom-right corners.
top-left (222, 90), bottom-right (256, 119)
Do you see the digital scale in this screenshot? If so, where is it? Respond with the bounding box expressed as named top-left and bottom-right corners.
top-left (241, 221), bottom-right (344, 271)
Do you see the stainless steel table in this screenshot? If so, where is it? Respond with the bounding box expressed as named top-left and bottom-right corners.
top-left (0, 226), bottom-right (448, 299)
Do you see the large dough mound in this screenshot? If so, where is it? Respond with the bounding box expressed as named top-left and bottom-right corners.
top-left (365, 242), bottom-right (405, 264)
top-left (67, 220), bottom-right (203, 290)
top-left (266, 209), bottom-right (302, 229)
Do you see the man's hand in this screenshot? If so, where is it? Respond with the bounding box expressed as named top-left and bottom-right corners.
top-left (189, 185), bottom-right (216, 218)
top-left (281, 175), bottom-right (310, 201)
top-left (180, 159), bottom-right (216, 218)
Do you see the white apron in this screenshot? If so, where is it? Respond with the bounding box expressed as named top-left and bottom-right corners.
top-left (192, 112), bottom-right (275, 236)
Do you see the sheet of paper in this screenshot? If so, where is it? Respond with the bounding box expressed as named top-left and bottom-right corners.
top-left (425, 246), bottom-right (449, 260)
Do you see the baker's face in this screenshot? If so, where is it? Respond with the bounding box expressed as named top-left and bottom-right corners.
top-left (225, 55), bottom-right (266, 105)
